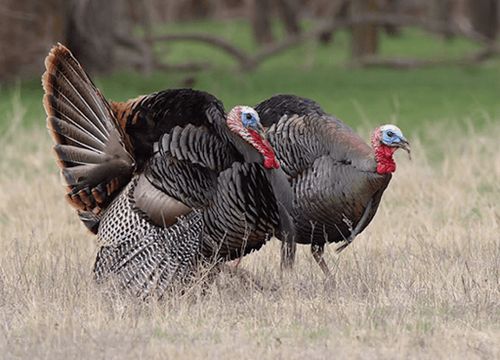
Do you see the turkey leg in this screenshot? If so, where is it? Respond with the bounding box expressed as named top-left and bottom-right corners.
top-left (311, 242), bottom-right (331, 277)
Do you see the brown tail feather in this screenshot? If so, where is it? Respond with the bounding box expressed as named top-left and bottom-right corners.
top-left (42, 44), bottom-right (135, 233)
top-left (48, 116), bottom-right (106, 153)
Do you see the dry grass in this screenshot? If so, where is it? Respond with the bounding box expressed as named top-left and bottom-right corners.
top-left (0, 117), bottom-right (499, 359)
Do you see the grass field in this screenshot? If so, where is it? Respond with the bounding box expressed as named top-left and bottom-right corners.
top-left (0, 118), bottom-right (498, 359)
top-left (0, 20), bottom-right (499, 359)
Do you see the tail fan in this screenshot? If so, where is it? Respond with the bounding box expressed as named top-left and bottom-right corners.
top-left (42, 44), bottom-right (135, 233)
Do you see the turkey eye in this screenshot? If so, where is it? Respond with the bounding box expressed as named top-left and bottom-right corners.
top-left (386, 131), bottom-right (394, 137)
top-left (245, 113), bottom-right (253, 120)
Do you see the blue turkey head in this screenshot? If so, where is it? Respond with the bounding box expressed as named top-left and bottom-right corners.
top-left (240, 106), bottom-right (263, 132)
top-left (380, 124), bottom-right (411, 157)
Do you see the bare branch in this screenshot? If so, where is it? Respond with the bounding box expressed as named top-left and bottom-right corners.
top-left (150, 13), bottom-right (499, 72)
top-left (153, 60), bottom-right (211, 72)
top-left (152, 33), bottom-right (253, 69)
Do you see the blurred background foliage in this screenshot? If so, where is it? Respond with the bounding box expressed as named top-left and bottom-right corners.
top-left (0, 0), bottom-right (499, 134)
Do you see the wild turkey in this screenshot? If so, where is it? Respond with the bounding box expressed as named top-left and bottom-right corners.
top-left (255, 94), bottom-right (410, 276)
top-left (42, 44), bottom-right (294, 296)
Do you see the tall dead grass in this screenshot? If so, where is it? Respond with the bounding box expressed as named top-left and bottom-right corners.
top-left (0, 114), bottom-right (498, 359)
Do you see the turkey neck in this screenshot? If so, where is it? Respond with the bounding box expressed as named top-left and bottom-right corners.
top-left (265, 167), bottom-right (294, 211)
top-left (224, 127), bottom-right (295, 236)
top-left (224, 127), bottom-right (289, 190)
top-left (225, 130), bottom-right (264, 164)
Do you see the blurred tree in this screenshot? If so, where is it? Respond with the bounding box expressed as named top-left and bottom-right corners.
top-left (176, 0), bottom-right (214, 20)
top-left (450, 0), bottom-right (472, 34)
top-left (2, 0), bottom-right (499, 80)
top-left (350, 0), bottom-right (380, 59)
top-left (432, 0), bottom-right (453, 38)
top-left (317, 0), bottom-right (349, 45)
top-left (65, 0), bottom-right (117, 74)
top-left (251, 0), bottom-right (275, 45)
top-left (276, 0), bottom-right (301, 36)
top-left (467, 0), bottom-right (498, 39)
top-left (383, 0), bottom-right (401, 36)
top-left (0, 0), bottom-right (151, 81)
top-left (0, 0), bottom-right (65, 82)
top-left (250, 0), bottom-right (301, 46)
top-left (66, 0), bottom-right (153, 75)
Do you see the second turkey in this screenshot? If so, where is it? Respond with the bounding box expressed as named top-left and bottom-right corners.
top-left (255, 94), bottom-right (411, 276)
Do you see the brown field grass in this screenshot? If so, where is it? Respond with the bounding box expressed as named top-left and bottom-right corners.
top-left (0, 115), bottom-right (499, 359)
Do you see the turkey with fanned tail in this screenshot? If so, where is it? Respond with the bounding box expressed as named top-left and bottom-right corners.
top-left (42, 44), bottom-right (294, 297)
top-left (255, 94), bottom-right (410, 276)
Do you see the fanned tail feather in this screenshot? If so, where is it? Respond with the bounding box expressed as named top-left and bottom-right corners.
top-left (42, 44), bottom-right (135, 233)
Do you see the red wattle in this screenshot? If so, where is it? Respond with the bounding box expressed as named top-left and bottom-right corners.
top-left (374, 144), bottom-right (396, 174)
top-left (264, 156), bottom-right (280, 169)
top-left (248, 129), bottom-right (280, 169)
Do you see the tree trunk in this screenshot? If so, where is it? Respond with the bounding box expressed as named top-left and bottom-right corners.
top-left (468, 0), bottom-right (498, 39)
top-left (65, 0), bottom-right (118, 74)
top-left (432, 0), bottom-right (455, 39)
top-left (0, 0), bottom-right (65, 82)
top-left (276, 0), bottom-right (301, 36)
top-left (383, 0), bottom-right (401, 37)
top-left (250, 0), bottom-right (274, 45)
top-left (350, 0), bottom-right (379, 59)
top-left (318, 0), bottom-right (349, 45)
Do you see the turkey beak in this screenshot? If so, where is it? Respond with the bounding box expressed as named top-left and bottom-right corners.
top-left (399, 138), bottom-right (411, 160)
top-left (253, 122), bottom-right (266, 139)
